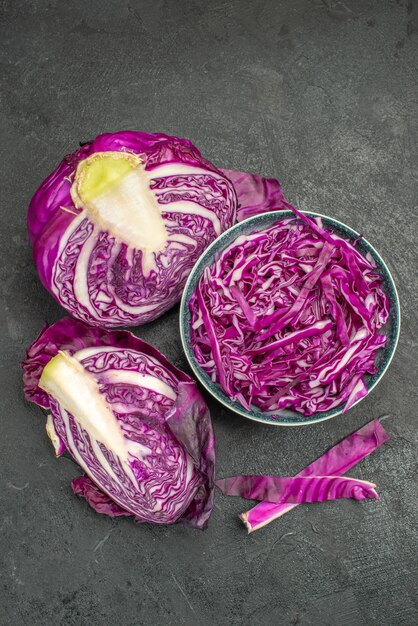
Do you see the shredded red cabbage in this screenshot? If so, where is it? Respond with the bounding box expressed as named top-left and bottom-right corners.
top-left (189, 208), bottom-right (389, 417)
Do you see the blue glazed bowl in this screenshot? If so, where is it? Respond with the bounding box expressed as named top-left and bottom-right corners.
top-left (180, 210), bottom-right (401, 426)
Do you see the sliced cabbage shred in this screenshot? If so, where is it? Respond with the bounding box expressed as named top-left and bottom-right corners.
top-left (189, 207), bottom-right (390, 417)
top-left (239, 419), bottom-right (389, 533)
top-left (216, 474), bottom-right (379, 503)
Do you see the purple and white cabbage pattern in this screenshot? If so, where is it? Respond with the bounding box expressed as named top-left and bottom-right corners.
top-left (22, 318), bottom-right (215, 528)
top-left (28, 131), bottom-right (286, 327)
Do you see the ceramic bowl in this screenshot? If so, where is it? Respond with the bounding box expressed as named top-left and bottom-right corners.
top-left (180, 210), bottom-right (400, 426)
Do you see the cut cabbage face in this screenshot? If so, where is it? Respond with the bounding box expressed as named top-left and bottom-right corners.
top-left (28, 130), bottom-right (288, 327)
top-left (22, 318), bottom-right (216, 528)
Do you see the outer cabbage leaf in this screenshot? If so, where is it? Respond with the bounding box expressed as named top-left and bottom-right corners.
top-left (71, 475), bottom-right (132, 518)
top-left (22, 318), bottom-right (215, 529)
top-left (28, 130), bottom-right (287, 327)
top-left (220, 168), bottom-right (287, 221)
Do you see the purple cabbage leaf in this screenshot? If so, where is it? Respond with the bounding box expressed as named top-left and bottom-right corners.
top-left (240, 419), bottom-right (389, 532)
top-left (216, 475), bottom-right (379, 503)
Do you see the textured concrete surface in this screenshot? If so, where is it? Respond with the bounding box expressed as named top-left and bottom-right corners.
top-left (1, 1), bottom-right (417, 625)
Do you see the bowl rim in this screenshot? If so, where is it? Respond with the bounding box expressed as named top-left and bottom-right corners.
top-left (179, 210), bottom-right (401, 427)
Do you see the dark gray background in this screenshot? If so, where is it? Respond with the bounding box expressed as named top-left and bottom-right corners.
top-left (1, 1), bottom-right (417, 624)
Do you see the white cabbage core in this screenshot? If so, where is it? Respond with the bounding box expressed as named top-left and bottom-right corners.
top-left (39, 351), bottom-right (128, 461)
top-left (71, 151), bottom-right (168, 253)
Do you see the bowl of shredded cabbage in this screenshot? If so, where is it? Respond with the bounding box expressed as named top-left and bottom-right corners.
top-left (180, 208), bottom-right (400, 426)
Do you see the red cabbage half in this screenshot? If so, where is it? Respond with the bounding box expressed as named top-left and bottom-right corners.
top-left (28, 130), bottom-right (286, 327)
top-left (189, 207), bottom-right (390, 417)
top-left (22, 318), bottom-right (215, 529)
